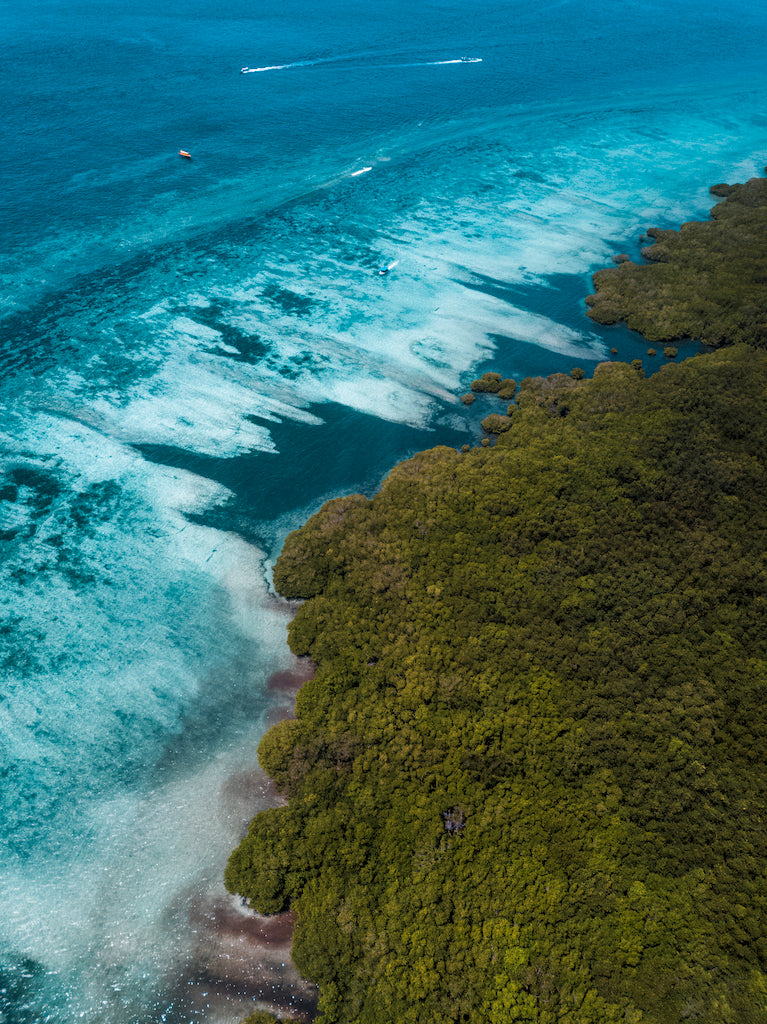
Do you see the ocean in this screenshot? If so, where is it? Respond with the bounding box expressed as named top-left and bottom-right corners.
top-left (1, 0), bottom-right (766, 1020)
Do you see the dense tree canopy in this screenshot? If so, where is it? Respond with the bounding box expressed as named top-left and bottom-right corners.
top-left (226, 344), bottom-right (767, 1023)
top-left (585, 173), bottom-right (767, 348)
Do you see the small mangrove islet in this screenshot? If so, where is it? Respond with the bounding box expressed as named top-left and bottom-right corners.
top-left (225, 175), bottom-right (767, 1023)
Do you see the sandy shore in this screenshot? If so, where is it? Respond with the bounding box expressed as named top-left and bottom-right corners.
top-left (183, 656), bottom-right (320, 1021)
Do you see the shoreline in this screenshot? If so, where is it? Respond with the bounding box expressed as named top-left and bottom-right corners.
top-left (204, 658), bottom-right (319, 1021)
top-left (181, 897), bottom-right (318, 1022)
top-left (266, 659), bottom-right (317, 696)
top-left (222, 172), bottom-right (767, 1020)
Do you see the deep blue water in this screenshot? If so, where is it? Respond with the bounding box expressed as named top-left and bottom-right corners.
top-left (1, 0), bottom-right (766, 1020)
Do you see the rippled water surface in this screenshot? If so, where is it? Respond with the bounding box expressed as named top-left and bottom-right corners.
top-left (1, 0), bottom-right (766, 1020)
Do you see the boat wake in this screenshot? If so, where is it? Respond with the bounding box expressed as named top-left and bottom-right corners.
top-left (427, 57), bottom-right (482, 65)
top-left (240, 64), bottom-right (291, 73)
top-left (240, 56), bottom-right (481, 74)
top-left (240, 54), bottom-right (360, 74)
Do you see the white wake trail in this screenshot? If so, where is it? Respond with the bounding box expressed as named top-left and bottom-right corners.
top-left (239, 56), bottom-right (482, 74)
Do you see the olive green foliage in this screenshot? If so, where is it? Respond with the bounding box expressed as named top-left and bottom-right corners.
top-left (470, 373), bottom-right (517, 399)
top-left (480, 413), bottom-right (513, 434)
top-left (241, 1012), bottom-right (283, 1024)
top-left (586, 174), bottom-right (767, 347)
top-left (470, 371), bottom-right (503, 393)
top-left (227, 346), bottom-right (767, 1024)
top-left (664, 347), bottom-right (678, 358)
top-left (468, 373), bottom-right (518, 413)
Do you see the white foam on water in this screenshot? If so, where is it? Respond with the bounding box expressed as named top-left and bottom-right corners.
top-left (93, 95), bottom-right (763, 447)
top-left (0, 714), bottom-right (291, 1022)
top-left (97, 279), bottom-right (466, 436)
top-left (318, 371), bottom-right (437, 426)
top-left (498, 307), bottom-right (605, 359)
top-left (86, 381), bottom-right (277, 456)
top-left (0, 405), bottom-right (300, 1022)
top-left (1, 408), bottom-right (232, 513)
top-left (34, 305), bottom-right (328, 458)
top-left (0, 408), bottom-right (290, 835)
top-left (388, 103), bottom-right (765, 288)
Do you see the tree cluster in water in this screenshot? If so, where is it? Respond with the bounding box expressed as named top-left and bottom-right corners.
top-left (226, 177), bottom-right (767, 1024)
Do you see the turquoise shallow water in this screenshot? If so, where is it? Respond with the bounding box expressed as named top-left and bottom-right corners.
top-left (1, 0), bottom-right (767, 1020)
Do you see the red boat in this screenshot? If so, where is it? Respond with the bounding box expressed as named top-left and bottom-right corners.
top-left (179, 150), bottom-right (192, 159)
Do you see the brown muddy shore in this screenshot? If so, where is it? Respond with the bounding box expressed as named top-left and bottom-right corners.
top-left (182, 897), bottom-right (318, 1021)
top-left (184, 657), bottom-right (318, 1022)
